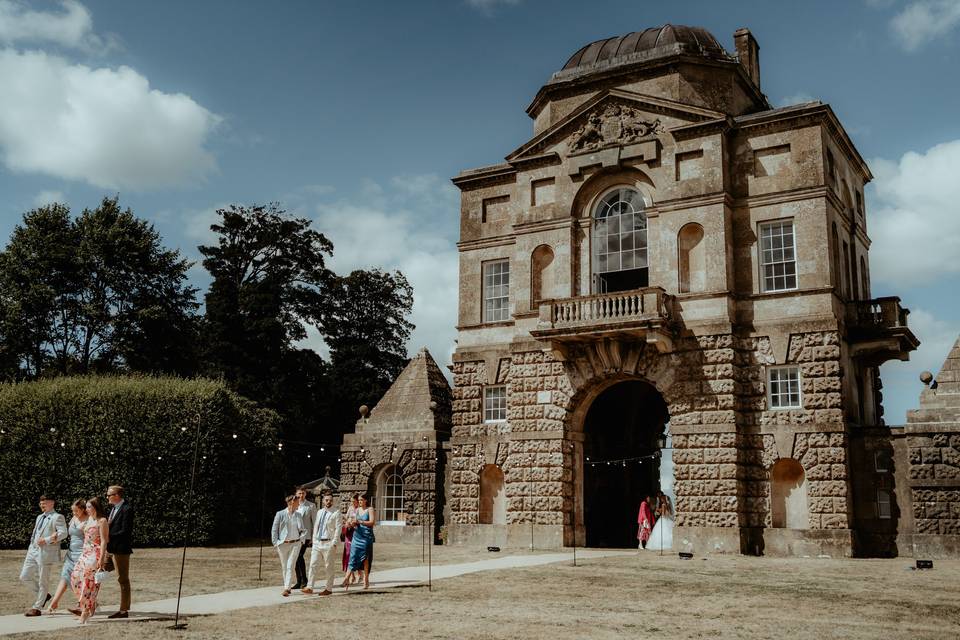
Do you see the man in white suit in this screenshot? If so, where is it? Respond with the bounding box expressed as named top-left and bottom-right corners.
top-left (20, 495), bottom-right (67, 617)
top-left (271, 495), bottom-right (305, 596)
top-left (303, 491), bottom-right (342, 596)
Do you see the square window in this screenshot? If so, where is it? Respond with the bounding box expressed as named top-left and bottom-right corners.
top-left (874, 450), bottom-right (891, 472)
top-left (760, 220), bottom-right (798, 292)
top-left (482, 260), bottom-right (510, 322)
top-left (768, 366), bottom-right (802, 409)
top-left (484, 386), bottom-right (507, 423)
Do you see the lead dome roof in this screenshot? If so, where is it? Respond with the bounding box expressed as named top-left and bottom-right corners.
top-left (560, 24), bottom-right (729, 74)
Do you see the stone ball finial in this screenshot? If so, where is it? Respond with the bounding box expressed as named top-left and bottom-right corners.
top-left (920, 371), bottom-right (934, 386)
top-left (359, 405), bottom-right (370, 419)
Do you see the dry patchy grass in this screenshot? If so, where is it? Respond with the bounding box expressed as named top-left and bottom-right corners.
top-left (5, 549), bottom-right (960, 639)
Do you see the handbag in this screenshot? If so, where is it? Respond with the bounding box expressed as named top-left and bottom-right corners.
top-left (94, 569), bottom-right (108, 584)
top-left (103, 556), bottom-right (115, 572)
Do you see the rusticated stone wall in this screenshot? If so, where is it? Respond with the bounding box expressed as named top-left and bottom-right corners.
top-left (447, 331), bottom-right (855, 545)
top-left (909, 434), bottom-right (960, 535)
top-left (338, 444), bottom-right (443, 527)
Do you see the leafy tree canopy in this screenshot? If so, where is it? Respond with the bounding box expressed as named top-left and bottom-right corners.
top-left (0, 197), bottom-right (199, 378)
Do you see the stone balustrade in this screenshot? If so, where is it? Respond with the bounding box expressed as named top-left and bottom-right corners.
top-left (536, 286), bottom-right (674, 332)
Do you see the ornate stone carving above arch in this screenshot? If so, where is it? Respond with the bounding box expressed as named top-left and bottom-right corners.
top-left (557, 339), bottom-right (682, 433)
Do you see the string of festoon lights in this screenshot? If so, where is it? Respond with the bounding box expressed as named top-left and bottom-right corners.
top-left (585, 450), bottom-right (662, 467)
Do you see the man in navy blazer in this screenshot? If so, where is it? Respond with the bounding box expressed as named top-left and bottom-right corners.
top-left (105, 485), bottom-right (134, 618)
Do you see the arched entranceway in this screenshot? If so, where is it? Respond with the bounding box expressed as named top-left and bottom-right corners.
top-left (580, 379), bottom-right (669, 547)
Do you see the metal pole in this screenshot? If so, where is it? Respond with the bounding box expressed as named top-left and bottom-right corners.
top-left (258, 449), bottom-right (266, 580)
top-left (571, 442), bottom-right (577, 567)
top-left (421, 504), bottom-right (426, 563)
top-left (170, 412), bottom-right (201, 630)
top-left (428, 505), bottom-right (432, 592)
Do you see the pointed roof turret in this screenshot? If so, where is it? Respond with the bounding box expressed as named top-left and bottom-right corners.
top-left (355, 347), bottom-right (452, 434)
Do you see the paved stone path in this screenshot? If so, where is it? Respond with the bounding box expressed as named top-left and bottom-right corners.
top-left (0, 549), bottom-right (632, 636)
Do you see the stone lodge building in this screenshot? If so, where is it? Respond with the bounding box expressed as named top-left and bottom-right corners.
top-left (340, 25), bottom-right (960, 557)
top-left (445, 23), bottom-right (919, 558)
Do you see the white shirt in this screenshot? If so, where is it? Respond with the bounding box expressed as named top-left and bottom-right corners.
top-left (313, 507), bottom-right (342, 545)
top-left (108, 500), bottom-right (125, 522)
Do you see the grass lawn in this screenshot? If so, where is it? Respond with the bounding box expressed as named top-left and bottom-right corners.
top-left (4, 546), bottom-right (960, 639)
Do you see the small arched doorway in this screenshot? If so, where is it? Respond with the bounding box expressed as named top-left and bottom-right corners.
top-left (770, 458), bottom-right (808, 529)
top-left (579, 379), bottom-right (669, 547)
top-left (478, 464), bottom-right (506, 525)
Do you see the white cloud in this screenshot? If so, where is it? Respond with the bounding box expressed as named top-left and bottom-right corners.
top-left (306, 175), bottom-right (460, 369)
top-left (777, 93), bottom-right (816, 107)
top-left (890, 0), bottom-right (960, 51)
top-left (880, 307), bottom-right (957, 423)
top-left (0, 0), bottom-right (111, 52)
top-left (0, 48), bottom-right (221, 189)
top-left (32, 189), bottom-right (65, 206)
top-left (867, 139), bottom-right (960, 287)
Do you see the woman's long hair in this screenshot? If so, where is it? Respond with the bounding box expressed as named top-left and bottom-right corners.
top-left (87, 497), bottom-right (107, 519)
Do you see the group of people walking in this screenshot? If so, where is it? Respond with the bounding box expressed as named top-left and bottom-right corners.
top-left (271, 488), bottom-right (375, 596)
top-left (20, 486), bottom-right (134, 623)
top-left (636, 491), bottom-right (674, 551)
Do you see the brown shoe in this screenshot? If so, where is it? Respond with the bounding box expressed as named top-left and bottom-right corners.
top-left (301, 588), bottom-right (314, 594)
top-left (24, 609), bottom-right (41, 617)
top-left (281, 589), bottom-right (291, 597)
top-left (318, 589), bottom-right (332, 596)
top-left (107, 611), bottom-right (128, 619)
top-left (68, 608), bottom-right (81, 616)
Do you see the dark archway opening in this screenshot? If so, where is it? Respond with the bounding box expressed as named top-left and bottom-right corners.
top-left (582, 380), bottom-right (668, 548)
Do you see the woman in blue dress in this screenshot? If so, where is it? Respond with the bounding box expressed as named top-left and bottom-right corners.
top-left (47, 499), bottom-right (87, 614)
top-left (344, 494), bottom-right (375, 590)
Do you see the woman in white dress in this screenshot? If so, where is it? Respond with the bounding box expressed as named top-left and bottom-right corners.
top-left (646, 491), bottom-right (674, 552)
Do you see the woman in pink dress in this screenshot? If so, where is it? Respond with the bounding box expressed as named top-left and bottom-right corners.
top-left (341, 494), bottom-right (359, 577)
top-left (637, 495), bottom-right (656, 549)
top-left (70, 497), bottom-right (109, 624)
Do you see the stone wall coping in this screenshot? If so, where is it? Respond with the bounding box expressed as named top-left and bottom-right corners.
top-left (902, 423), bottom-right (960, 433)
top-left (909, 479), bottom-right (960, 488)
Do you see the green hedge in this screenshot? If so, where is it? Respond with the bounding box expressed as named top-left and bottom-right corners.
top-left (0, 376), bottom-right (279, 548)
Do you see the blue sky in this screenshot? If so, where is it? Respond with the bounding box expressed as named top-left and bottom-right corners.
top-left (0, 0), bottom-right (958, 424)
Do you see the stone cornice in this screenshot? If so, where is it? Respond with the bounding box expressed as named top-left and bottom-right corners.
top-left (456, 234), bottom-right (517, 252)
top-left (452, 164), bottom-right (516, 189)
top-left (735, 103), bottom-right (872, 183)
top-left (656, 191), bottom-right (732, 212)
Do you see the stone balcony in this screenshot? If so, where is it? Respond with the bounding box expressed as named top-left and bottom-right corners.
top-left (846, 296), bottom-right (920, 366)
top-left (530, 286), bottom-right (677, 352)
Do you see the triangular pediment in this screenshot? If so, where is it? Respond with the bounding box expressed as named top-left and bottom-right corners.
top-left (506, 89), bottom-right (725, 162)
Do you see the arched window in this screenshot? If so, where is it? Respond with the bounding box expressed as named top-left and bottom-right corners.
top-left (860, 256), bottom-right (869, 300)
top-left (831, 223), bottom-right (842, 296)
top-left (375, 464), bottom-right (405, 524)
top-left (478, 464), bottom-right (506, 525)
top-left (530, 245), bottom-right (556, 309)
top-left (678, 223), bottom-right (705, 294)
top-left (770, 458), bottom-right (808, 529)
top-left (592, 187), bottom-right (648, 293)
top-left (842, 241), bottom-right (853, 300)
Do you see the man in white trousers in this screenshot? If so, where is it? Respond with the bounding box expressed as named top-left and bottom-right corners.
top-left (302, 491), bottom-right (342, 596)
top-left (270, 495), bottom-right (304, 596)
top-left (20, 495), bottom-right (67, 617)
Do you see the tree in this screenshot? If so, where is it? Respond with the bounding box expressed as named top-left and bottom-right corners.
top-left (0, 198), bottom-right (198, 378)
top-left (322, 268), bottom-right (415, 433)
top-left (199, 204), bottom-right (334, 405)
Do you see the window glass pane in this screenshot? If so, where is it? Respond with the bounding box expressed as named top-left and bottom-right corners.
top-left (592, 188), bottom-right (648, 284)
top-left (483, 260), bottom-right (510, 322)
top-left (484, 386), bottom-right (507, 422)
top-left (760, 221), bottom-right (797, 292)
top-left (768, 366), bottom-right (801, 409)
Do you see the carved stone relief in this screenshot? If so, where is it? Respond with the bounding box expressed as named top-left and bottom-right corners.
top-left (569, 104), bottom-right (664, 153)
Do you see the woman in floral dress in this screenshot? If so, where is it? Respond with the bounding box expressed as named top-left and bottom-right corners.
top-left (70, 497), bottom-right (109, 624)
